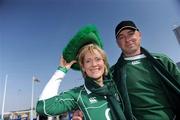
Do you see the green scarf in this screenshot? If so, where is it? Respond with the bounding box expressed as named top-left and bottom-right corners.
top-left (113, 56), bottom-right (134, 120)
top-left (84, 75), bottom-right (126, 120)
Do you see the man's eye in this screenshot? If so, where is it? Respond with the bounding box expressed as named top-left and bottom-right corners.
top-left (119, 36), bottom-right (124, 40)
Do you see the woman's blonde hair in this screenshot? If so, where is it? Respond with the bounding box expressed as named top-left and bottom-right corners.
top-left (77, 44), bottom-right (109, 77)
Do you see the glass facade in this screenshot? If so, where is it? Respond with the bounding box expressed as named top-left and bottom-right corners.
top-left (173, 26), bottom-right (180, 45)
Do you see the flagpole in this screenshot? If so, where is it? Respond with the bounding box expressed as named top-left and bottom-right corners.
top-left (30, 76), bottom-right (35, 120)
top-left (1, 74), bottom-right (8, 120)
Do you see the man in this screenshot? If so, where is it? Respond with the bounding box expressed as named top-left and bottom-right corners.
top-left (112, 20), bottom-right (180, 120)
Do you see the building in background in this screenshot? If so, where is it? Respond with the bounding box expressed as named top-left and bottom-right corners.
top-left (177, 62), bottom-right (180, 68)
top-left (1, 110), bottom-right (72, 120)
top-left (173, 25), bottom-right (180, 69)
top-left (173, 25), bottom-right (180, 45)
top-left (2, 109), bottom-right (36, 120)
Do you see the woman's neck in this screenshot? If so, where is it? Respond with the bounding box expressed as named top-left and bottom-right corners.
top-left (93, 76), bottom-right (104, 87)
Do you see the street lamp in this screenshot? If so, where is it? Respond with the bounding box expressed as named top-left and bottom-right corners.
top-left (1, 74), bottom-right (8, 120)
top-left (30, 76), bottom-right (40, 120)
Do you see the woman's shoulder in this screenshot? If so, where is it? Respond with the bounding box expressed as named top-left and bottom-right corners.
top-left (62, 85), bottom-right (85, 95)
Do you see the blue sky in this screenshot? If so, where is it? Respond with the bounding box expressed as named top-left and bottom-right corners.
top-left (0, 0), bottom-right (180, 112)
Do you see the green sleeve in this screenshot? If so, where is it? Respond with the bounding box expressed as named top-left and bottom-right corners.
top-left (36, 89), bottom-right (78, 116)
top-left (156, 54), bottom-right (180, 84)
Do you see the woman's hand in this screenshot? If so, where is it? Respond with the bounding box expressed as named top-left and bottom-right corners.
top-left (60, 56), bottom-right (77, 70)
top-left (72, 110), bottom-right (83, 120)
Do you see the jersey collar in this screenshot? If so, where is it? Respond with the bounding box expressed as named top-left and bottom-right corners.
top-left (124, 54), bottom-right (146, 61)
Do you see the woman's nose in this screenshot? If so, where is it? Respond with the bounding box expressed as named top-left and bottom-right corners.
top-left (92, 60), bottom-right (98, 66)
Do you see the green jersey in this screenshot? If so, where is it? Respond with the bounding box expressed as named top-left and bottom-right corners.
top-left (124, 54), bottom-right (175, 120)
top-left (36, 69), bottom-right (118, 120)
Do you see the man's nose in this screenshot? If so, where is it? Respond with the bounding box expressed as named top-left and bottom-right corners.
top-left (124, 35), bottom-right (130, 42)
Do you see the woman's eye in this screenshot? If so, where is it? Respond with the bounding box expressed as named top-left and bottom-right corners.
top-left (95, 57), bottom-right (101, 61)
top-left (85, 60), bottom-right (90, 63)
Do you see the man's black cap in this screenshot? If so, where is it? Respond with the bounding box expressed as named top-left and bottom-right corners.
top-left (115, 20), bottom-right (139, 38)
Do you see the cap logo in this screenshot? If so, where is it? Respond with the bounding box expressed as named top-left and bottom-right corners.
top-left (116, 26), bottom-right (137, 38)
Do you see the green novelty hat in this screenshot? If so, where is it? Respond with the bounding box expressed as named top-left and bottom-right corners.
top-left (63, 25), bottom-right (103, 70)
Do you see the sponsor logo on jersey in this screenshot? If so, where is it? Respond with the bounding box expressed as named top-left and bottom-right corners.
top-left (131, 60), bottom-right (140, 65)
top-left (89, 97), bottom-right (97, 103)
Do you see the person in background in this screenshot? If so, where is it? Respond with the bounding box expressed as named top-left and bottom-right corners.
top-left (36, 25), bottom-right (126, 120)
top-left (112, 20), bottom-right (180, 120)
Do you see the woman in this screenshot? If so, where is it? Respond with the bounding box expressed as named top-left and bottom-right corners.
top-left (36, 25), bottom-right (125, 120)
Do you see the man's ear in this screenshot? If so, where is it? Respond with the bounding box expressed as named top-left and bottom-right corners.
top-left (116, 39), bottom-right (121, 48)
